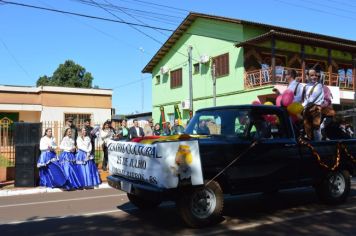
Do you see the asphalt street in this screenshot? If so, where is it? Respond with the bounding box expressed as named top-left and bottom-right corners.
top-left (1, 181), bottom-right (356, 236)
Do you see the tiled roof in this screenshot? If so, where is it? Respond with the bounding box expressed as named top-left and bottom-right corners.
top-left (235, 30), bottom-right (356, 51)
top-left (142, 12), bottom-right (356, 73)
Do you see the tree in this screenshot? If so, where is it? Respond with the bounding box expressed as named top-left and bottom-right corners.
top-left (36, 60), bottom-right (93, 88)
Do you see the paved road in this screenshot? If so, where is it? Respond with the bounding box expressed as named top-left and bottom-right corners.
top-left (1, 182), bottom-right (356, 235)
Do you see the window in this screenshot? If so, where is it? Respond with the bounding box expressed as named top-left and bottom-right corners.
top-left (213, 53), bottom-right (229, 77)
top-left (189, 115), bottom-right (221, 135)
top-left (185, 108), bottom-right (289, 139)
top-left (64, 113), bottom-right (91, 127)
top-left (193, 63), bottom-right (200, 74)
top-left (170, 68), bottom-right (182, 89)
top-left (155, 75), bottom-right (160, 85)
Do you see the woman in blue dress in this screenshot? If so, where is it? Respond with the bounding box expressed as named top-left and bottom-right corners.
top-left (59, 128), bottom-right (81, 190)
top-left (76, 127), bottom-right (101, 188)
top-left (37, 128), bottom-right (67, 188)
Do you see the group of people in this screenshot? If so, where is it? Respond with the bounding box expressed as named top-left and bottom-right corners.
top-left (278, 68), bottom-right (354, 141)
top-left (100, 118), bottom-right (186, 171)
top-left (37, 117), bottom-right (101, 190)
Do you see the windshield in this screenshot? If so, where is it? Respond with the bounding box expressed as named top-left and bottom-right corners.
top-left (185, 109), bottom-right (249, 136)
top-left (185, 108), bottom-right (289, 139)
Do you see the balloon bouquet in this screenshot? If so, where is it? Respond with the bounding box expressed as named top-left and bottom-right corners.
top-left (252, 89), bottom-right (304, 124)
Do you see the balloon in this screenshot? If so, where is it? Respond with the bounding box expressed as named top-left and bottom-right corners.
top-left (252, 100), bottom-right (261, 105)
top-left (287, 102), bottom-right (304, 116)
top-left (281, 89), bottom-right (294, 107)
top-left (263, 114), bottom-right (277, 125)
top-left (321, 85), bottom-right (332, 108)
top-left (290, 114), bottom-right (299, 124)
top-left (264, 101), bottom-right (274, 106)
top-left (276, 95), bottom-right (282, 107)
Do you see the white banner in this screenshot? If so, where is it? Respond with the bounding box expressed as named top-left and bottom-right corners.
top-left (108, 140), bottom-right (204, 189)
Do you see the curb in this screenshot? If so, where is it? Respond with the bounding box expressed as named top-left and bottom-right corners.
top-left (0, 182), bottom-right (111, 197)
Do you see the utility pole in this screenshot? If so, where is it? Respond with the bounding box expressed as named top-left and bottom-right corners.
top-left (139, 47), bottom-right (144, 113)
top-left (353, 88), bottom-right (356, 138)
top-left (353, 56), bottom-right (356, 138)
top-left (188, 46), bottom-right (193, 112)
top-left (212, 62), bottom-right (216, 106)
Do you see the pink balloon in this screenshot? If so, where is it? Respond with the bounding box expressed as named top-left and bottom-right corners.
top-left (252, 100), bottom-right (261, 105)
top-left (321, 86), bottom-right (332, 108)
top-left (281, 89), bottom-right (294, 107)
top-left (276, 95), bottom-right (282, 107)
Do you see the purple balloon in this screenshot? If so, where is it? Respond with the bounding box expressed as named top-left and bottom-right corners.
top-left (281, 90), bottom-right (294, 107)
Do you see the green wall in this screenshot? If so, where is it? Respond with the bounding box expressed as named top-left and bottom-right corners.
top-left (151, 18), bottom-right (251, 123)
top-left (150, 17), bottom-right (355, 124)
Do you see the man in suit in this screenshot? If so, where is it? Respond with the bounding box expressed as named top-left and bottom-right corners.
top-left (129, 119), bottom-right (144, 139)
top-left (63, 116), bottom-right (78, 145)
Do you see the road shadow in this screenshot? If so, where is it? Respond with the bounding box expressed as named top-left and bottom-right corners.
top-left (1, 186), bottom-right (356, 236)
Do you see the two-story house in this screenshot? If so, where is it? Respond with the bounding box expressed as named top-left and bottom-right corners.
top-left (143, 12), bottom-right (356, 125)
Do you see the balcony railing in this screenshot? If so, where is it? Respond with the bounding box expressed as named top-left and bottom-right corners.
top-left (244, 67), bottom-right (355, 91)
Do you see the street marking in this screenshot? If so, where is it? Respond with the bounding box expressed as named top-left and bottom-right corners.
top-left (2, 208), bottom-right (134, 225)
top-left (0, 193), bottom-right (127, 208)
top-left (1, 202), bottom-right (175, 225)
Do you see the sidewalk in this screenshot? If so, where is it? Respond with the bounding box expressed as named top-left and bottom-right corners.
top-left (0, 171), bottom-right (110, 197)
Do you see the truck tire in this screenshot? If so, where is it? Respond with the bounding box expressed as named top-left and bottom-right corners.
top-left (315, 170), bottom-right (351, 205)
top-left (177, 180), bottom-right (224, 228)
top-left (127, 193), bottom-right (162, 209)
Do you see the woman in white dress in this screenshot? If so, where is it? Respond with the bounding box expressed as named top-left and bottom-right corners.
top-left (37, 128), bottom-right (66, 188)
top-left (59, 128), bottom-right (81, 189)
top-left (76, 127), bottom-right (101, 188)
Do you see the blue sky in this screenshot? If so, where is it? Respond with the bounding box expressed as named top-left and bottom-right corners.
top-left (0, 0), bottom-right (355, 114)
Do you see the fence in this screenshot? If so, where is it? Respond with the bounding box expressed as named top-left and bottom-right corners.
top-left (0, 123), bottom-right (14, 167)
top-left (0, 121), bottom-right (105, 167)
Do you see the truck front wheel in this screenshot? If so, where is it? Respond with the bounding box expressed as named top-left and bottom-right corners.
top-left (177, 180), bottom-right (224, 228)
top-left (315, 170), bottom-right (351, 205)
top-left (127, 193), bottom-right (162, 209)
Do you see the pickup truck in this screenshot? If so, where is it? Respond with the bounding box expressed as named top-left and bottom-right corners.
top-left (107, 105), bottom-right (356, 227)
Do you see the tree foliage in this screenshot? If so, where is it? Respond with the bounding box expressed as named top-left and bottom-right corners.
top-left (36, 60), bottom-right (93, 88)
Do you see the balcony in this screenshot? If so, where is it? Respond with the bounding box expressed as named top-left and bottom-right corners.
top-left (244, 67), bottom-right (355, 91)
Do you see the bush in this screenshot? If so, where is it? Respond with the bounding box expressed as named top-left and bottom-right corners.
top-left (0, 155), bottom-right (14, 167)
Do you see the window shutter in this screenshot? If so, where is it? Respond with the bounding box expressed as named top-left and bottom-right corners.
top-left (170, 68), bottom-right (182, 89)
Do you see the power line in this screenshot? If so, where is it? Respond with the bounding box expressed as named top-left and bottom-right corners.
top-left (36, 0), bottom-right (154, 56)
top-left (325, 0), bottom-right (356, 8)
top-left (117, 0), bottom-right (188, 15)
top-left (124, 0), bottom-right (189, 13)
top-left (73, 0), bottom-right (181, 26)
top-left (0, 0), bottom-right (174, 31)
top-left (76, 0), bottom-right (183, 26)
top-left (0, 37), bottom-right (32, 80)
top-left (303, 0), bottom-right (356, 15)
top-left (102, 0), bottom-right (170, 38)
top-left (88, 0), bottom-right (166, 45)
top-left (73, 0), bottom-right (184, 20)
top-left (112, 76), bottom-right (151, 89)
top-left (272, 0), bottom-right (356, 22)
top-left (87, 0), bottom-right (199, 63)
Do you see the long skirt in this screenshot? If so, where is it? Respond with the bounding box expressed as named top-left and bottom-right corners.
top-left (58, 151), bottom-right (81, 190)
top-left (75, 150), bottom-right (101, 187)
top-left (37, 151), bottom-right (67, 188)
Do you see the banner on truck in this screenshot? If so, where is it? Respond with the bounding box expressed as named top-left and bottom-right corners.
top-left (108, 140), bottom-right (204, 189)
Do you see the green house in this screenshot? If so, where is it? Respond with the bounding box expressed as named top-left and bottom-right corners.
top-left (143, 12), bottom-right (356, 125)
